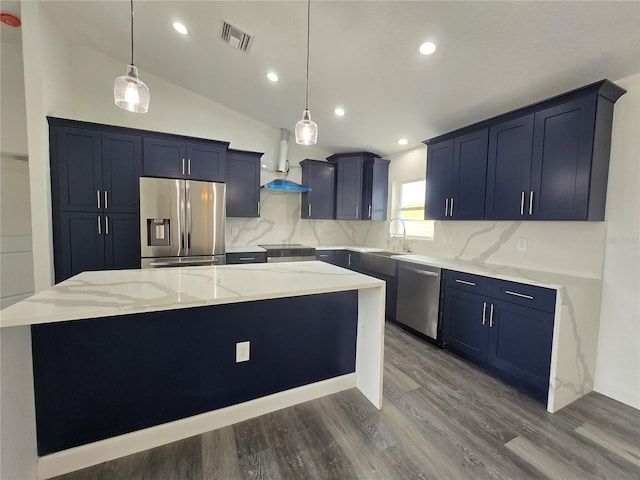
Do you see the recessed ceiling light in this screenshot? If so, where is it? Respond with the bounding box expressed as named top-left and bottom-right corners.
top-left (267, 71), bottom-right (279, 82)
top-left (419, 42), bottom-right (436, 55)
top-left (334, 107), bottom-right (345, 116)
top-left (398, 138), bottom-right (408, 145)
top-left (173, 22), bottom-right (188, 35)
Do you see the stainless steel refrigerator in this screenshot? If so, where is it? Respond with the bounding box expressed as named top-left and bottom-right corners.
top-left (139, 177), bottom-right (226, 268)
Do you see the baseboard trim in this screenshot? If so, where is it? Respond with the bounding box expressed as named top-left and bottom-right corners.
top-left (36, 373), bottom-right (357, 480)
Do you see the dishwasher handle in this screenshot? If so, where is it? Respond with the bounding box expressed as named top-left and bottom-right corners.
top-left (401, 266), bottom-right (440, 277)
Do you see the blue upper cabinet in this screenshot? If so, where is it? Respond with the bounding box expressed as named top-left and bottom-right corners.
top-left (362, 157), bottom-right (390, 220)
top-left (226, 149), bottom-right (262, 218)
top-left (300, 159), bottom-right (335, 219)
top-left (328, 152), bottom-right (389, 221)
top-left (529, 96), bottom-right (596, 220)
top-left (425, 79), bottom-right (626, 221)
top-left (143, 137), bottom-right (227, 182)
top-left (102, 132), bottom-right (142, 214)
top-left (425, 130), bottom-right (488, 221)
top-left (485, 114), bottom-right (535, 219)
top-left (329, 153), bottom-right (364, 220)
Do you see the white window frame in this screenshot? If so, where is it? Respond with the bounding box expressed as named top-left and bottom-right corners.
top-left (389, 178), bottom-right (435, 240)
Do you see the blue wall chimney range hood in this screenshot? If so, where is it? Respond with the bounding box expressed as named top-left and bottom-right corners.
top-left (262, 178), bottom-right (311, 193)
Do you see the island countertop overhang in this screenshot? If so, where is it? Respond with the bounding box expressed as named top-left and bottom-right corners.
top-left (0, 261), bottom-right (385, 328)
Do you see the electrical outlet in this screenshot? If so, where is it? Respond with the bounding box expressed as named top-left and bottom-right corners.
top-left (517, 238), bottom-right (527, 252)
top-left (443, 234), bottom-right (453, 245)
top-left (236, 341), bottom-right (250, 363)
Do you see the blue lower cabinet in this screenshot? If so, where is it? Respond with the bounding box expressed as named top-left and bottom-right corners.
top-left (226, 252), bottom-right (267, 264)
top-left (315, 250), bottom-right (336, 263)
top-left (442, 289), bottom-right (489, 363)
top-left (441, 271), bottom-right (556, 403)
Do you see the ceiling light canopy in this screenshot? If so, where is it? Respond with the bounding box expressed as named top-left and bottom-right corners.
top-left (295, 0), bottom-right (318, 145)
top-left (114, 0), bottom-right (149, 113)
top-left (334, 107), bottom-right (345, 117)
top-left (419, 41), bottom-right (436, 55)
top-left (267, 71), bottom-right (279, 82)
top-left (173, 22), bottom-right (188, 35)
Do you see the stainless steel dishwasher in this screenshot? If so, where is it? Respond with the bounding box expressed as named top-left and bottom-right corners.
top-left (396, 261), bottom-right (442, 343)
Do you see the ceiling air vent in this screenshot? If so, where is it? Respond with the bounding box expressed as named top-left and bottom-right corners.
top-left (221, 20), bottom-right (253, 53)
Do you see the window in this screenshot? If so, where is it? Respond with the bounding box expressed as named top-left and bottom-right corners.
top-left (390, 179), bottom-right (434, 239)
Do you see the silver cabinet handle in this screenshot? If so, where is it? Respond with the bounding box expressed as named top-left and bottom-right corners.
top-left (188, 158), bottom-right (191, 176)
top-left (239, 257), bottom-right (255, 262)
top-left (97, 191), bottom-right (101, 209)
top-left (97, 215), bottom-right (101, 235)
top-left (308, 204), bottom-right (312, 217)
top-left (105, 216), bottom-right (109, 235)
top-left (348, 253), bottom-right (352, 267)
top-left (182, 158), bottom-right (185, 175)
top-left (355, 204), bottom-right (359, 218)
top-left (403, 267), bottom-right (439, 277)
top-left (318, 254), bottom-right (329, 258)
top-left (520, 191), bottom-right (525, 216)
top-left (445, 198), bottom-right (449, 217)
top-left (455, 279), bottom-right (476, 286)
top-left (368, 205), bottom-right (372, 218)
top-left (482, 302), bottom-right (487, 325)
top-left (529, 190), bottom-right (534, 215)
top-left (505, 290), bottom-right (534, 300)
top-left (489, 303), bottom-right (495, 327)
top-left (104, 190), bottom-right (108, 209)
top-left (257, 201), bottom-right (261, 216)
top-left (450, 197), bottom-right (454, 216)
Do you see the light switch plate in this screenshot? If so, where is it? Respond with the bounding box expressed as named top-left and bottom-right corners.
top-left (236, 341), bottom-right (250, 363)
top-left (517, 238), bottom-right (527, 252)
top-left (443, 234), bottom-right (453, 245)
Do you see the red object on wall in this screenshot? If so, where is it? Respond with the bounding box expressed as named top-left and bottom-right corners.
top-left (1, 12), bottom-right (21, 27)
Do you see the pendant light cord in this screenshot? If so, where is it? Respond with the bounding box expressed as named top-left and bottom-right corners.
top-left (305, 0), bottom-right (310, 110)
top-left (130, 0), bottom-right (135, 66)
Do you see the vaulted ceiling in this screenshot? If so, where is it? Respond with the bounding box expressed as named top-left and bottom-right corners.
top-left (5, 1), bottom-right (640, 156)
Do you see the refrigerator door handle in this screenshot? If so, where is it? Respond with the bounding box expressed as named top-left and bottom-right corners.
top-left (186, 182), bottom-right (192, 252)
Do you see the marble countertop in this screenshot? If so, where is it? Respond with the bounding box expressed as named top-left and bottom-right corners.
top-left (0, 262), bottom-right (384, 328)
top-left (225, 246), bottom-right (266, 254)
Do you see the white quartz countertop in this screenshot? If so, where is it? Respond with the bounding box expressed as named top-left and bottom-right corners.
top-left (0, 261), bottom-right (384, 328)
top-left (225, 246), bottom-right (266, 254)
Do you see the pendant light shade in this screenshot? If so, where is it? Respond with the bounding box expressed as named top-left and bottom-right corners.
top-left (114, 0), bottom-right (149, 113)
top-left (295, 109), bottom-right (318, 145)
top-left (114, 65), bottom-right (150, 113)
top-left (295, 0), bottom-right (317, 145)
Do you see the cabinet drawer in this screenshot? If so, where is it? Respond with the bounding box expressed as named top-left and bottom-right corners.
top-left (491, 279), bottom-right (556, 313)
top-left (315, 250), bottom-right (335, 263)
top-left (225, 252), bottom-right (267, 265)
top-left (444, 270), bottom-right (492, 296)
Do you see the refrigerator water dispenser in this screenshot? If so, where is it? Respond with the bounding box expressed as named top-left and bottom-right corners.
top-left (147, 219), bottom-right (171, 246)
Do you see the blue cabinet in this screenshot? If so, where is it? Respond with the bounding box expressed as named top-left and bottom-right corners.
top-left (300, 160), bottom-right (335, 219)
top-left (329, 153), bottom-right (364, 220)
top-left (226, 252), bottom-right (267, 264)
top-left (485, 114), bottom-right (535, 219)
top-left (362, 158), bottom-right (390, 220)
top-left (143, 137), bottom-right (227, 182)
top-left (441, 270), bottom-right (556, 402)
top-left (425, 130), bottom-right (488, 220)
top-left (425, 79), bottom-right (626, 221)
top-left (50, 120), bottom-right (143, 283)
top-left (226, 149), bottom-right (262, 217)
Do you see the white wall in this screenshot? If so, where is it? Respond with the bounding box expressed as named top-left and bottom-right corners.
top-left (594, 73), bottom-right (640, 409)
top-left (1, 42), bottom-right (28, 155)
top-left (21, 2), bottom-right (339, 291)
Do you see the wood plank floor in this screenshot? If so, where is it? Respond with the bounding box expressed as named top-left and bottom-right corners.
top-left (56, 322), bottom-right (640, 480)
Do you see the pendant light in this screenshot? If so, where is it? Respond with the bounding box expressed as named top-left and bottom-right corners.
top-left (295, 0), bottom-right (318, 145)
top-left (114, 0), bottom-right (150, 113)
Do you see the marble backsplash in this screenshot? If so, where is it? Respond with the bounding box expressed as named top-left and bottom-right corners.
top-left (226, 190), bottom-right (606, 279)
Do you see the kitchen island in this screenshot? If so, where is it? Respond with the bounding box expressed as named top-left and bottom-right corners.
top-left (1, 261), bottom-right (385, 480)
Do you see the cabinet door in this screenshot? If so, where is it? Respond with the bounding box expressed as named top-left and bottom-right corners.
top-left (55, 212), bottom-right (105, 283)
top-left (301, 161), bottom-right (335, 219)
top-left (362, 158), bottom-right (390, 220)
top-left (530, 96), bottom-right (596, 220)
top-left (142, 137), bottom-right (187, 179)
top-left (102, 133), bottom-right (142, 213)
top-left (487, 300), bottom-right (554, 398)
top-left (53, 127), bottom-right (102, 212)
top-left (451, 129), bottom-right (488, 220)
top-left (424, 139), bottom-right (454, 220)
top-left (442, 288), bottom-right (489, 363)
top-left (485, 114), bottom-right (534, 220)
top-left (334, 155), bottom-right (363, 220)
top-left (226, 151), bottom-right (261, 217)
top-left (104, 213), bottom-right (140, 271)
top-left (186, 143), bottom-right (226, 182)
